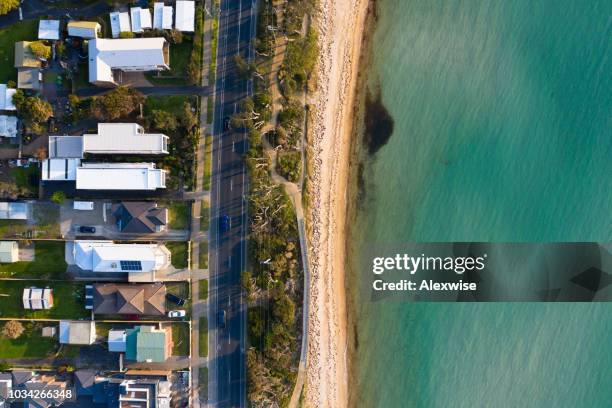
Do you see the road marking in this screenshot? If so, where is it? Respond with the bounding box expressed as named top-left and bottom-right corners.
top-left (232, 141), bottom-right (235, 152)
top-left (230, 179), bottom-right (233, 191)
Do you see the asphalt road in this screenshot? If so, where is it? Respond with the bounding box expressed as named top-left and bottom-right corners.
top-left (208, 0), bottom-right (256, 407)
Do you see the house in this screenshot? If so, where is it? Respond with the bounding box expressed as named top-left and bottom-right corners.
top-left (0, 373), bottom-right (12, 406)
top-left (0, 84), bottom-right (16, 111)
top-left (38, 20), bottom-right (60, 40)
top-left (11, 371), bottom-right (69, 407)
top-left (76, 162), bottom-right (167, 190)
top-left (84, 123), bottom-right (169, 155)
top-left (41, 161), bottom-right (167, 190)
top-left (71, 240), bottom-right (171, 281)
top-left (175, 1), bottom-right (195, 32)
top-left (118, 378), bottom-right (171, 407)
top-left (74, 370), bottom-right (97, 397)
top-left (108, 329), bottom-right (127, 352)
top-left (113, 202), bottom-right (169, 233)
top-left (109, 11), bottom-right (131, 38)
top-left (126, 325), bottom-right (173, 363)
top-left (88, 38), bottom-right (169, 86)
top-left (0, 115), bottom-right (18, 138)
top-left (0, 241), bottom-right (19, 263)
top-left (154, 2), bottom-right (174, 30)
top-left (59, 320), bottom-right (96, 345)
top-left (0, 202), bottom-right (28, 220)
top-left (48, 123), bottom-right (170, 158)
top-left (131, 7), bottom-right (152, 32)
top-left (92, 283), bottom-right (166, 316)
top-left (14, 41), bottom-right (42, 90)
top-left (22, 287), bottom-right (54, 309)
top-left (67, 21), bottom-right (101, 39)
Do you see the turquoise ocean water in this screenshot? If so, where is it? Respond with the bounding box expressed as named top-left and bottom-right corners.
top-left (349, 1), bottom-right (612, 406)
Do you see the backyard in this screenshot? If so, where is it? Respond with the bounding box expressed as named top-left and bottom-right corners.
top-left (0, 280), bottom-right (88, 319)
top-left (0, 241), bottom-right (67, 279)
top-left (0, 321), bottom-right (60, 359)
top-left (0, 20), bottom-right (38, 83)
top-left (146, 40), bottom-right (193, 85)
top-left (0, 202), bottom-right (61, 239)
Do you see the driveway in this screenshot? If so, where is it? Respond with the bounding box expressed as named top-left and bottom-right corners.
top-left (60, 200), bottom-right (189, 241)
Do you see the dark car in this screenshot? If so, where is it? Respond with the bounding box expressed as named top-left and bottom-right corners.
top-left (220, 215), bottom-right (231, 232)
top-left (223, 116), bottom-right (231, 130)
top-left (79, 226), bottom-right (96, 234)
top-left (166, 293), bottom-right (186, 306)
top-left (217, 309), bottom-right (226, 329)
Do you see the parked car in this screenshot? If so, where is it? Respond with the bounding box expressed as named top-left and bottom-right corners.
top-left (168, 310), bottom-right (186, 318)
top-left (220, 215), bottom-right (231, 232)
top-left (166, 293), bottom-right (186, 306)
top-left (217, 309), bottom-right (226, 329)
top-left (79, 226), bottom-right (96, 233)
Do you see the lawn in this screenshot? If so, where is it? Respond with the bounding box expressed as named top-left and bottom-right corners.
top-left (167, 201), bottom-right (190, 230)
top-left (200, 200), bottom-right (209, 232)
top-left (202, 134), bottom-right (213, 190)
top-left (0, 241), bottom-right (67, 279)
top-left (199, 317), bottom-right (208, 357)
top-left (166, 281), bottom-right (191, 315)
top-left (0, 280), bottom-right (88, 319)
top-left (198, 279), bottom-right (208, 300)
top-left (10, 165), bottom-right (40, 197)
top-left (0, 322), bottom-right (59, 359)
top-left (167, 242), bottom-right (189, 269)
top-left (171, 322), bottom-right (190, 356)
top-left (199, 367), bottom-right (208, 399)
top-left (0, 203), bottom-right (61, 239)
top-left (147, 40), bottom-right (193, 86)
top-left (0, 20), bottom-right (38, 83)
top-left (144, 95), bottom-right (195, 116)
top-left (199, 242), bottom-right (208, 270)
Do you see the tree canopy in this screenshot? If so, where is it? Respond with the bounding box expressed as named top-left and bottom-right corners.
top-left (90, 87), bottom-right (144, 120)
top-left (0, 0), bottom-right (19, 16)
top-left (29, 41), bottom-right (51, 60)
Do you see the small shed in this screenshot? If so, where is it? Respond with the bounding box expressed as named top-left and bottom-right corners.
top-left (67, 21), bottom-right (101, 39)
top-left (0, 116), bottom-right (18, 138)
top-left (110, 11), bottom-right (131, 38)
top-left (38, 20), bottom-right (60, 40)
top-left (0, 241), bottom-right (19, 263)
top-left (22, 287), bottom-right (54, 309)
top-left (42, 326), bottom-right (57, 337)
top-left (0, 85), bottom-right (16, 111)
top-left (108, 329), bottom-right (127, 352)
top-left (59, 320), bottom-right (96, 345)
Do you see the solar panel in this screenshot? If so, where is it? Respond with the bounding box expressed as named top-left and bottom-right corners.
top-left (120, 260), bottom-right (143, 271)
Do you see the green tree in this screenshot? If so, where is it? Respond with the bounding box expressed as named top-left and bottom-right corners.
top-left (13, 91), bottom-right (53, 134)
top-left (181, 102), bottom-right (198, 130)
top-left (168, 29), bottom-right (183, 44)
top-left (151, 109), bottom-right (178, 131)
top-left (90, 87), bottom-right (144, 120)
top-left (0, 0), bottom-right (19, 16)
top-left (50, 191), bottom-right (66, 204)
top-left (29, 41), bottom-right (51, 60)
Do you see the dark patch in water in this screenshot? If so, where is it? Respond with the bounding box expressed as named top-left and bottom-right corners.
top-left (363, 88), bottom-right (394, 155)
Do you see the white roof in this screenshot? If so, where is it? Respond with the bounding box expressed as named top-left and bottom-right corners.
top-left (131, 7), bottom-right (142, 32)
top-left (0, 115), bottom-right (17, 138)
top-left (0, 202), bottom-right (28, 220)
top-left (38, 20), bottom-right (60, 40)
top-left (83, 123), bottom-right (168, 154)
top-left (73, 240), bottom-right (171, 272)
top-left (154, 3), bottom-right (174, 29)
top-left (175, 1), bottom-right (195, 32)
top-left (0, 85), bottom-right (16, 110)
top-left (41, 158), bottom-right (80, 181)
top-left (67, 21), bottom-right (101, 39)
top-left (110, 11), bottom-right (131, 38)
top-left (22, 287), bottom-right (51, 310)
top-left (140, 8), bottom-right (152, 29)
top-left (22, 288), bottom-right (30, 309)
top-left (108, 330), bottom-right (127, 352)
top-left (76, 162), bottom-right (167, 190)
top-left (88, 38), bottom-right (167, 83)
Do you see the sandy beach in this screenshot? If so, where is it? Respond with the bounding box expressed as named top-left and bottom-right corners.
top-left (306, 0), bottom-right (370, 406)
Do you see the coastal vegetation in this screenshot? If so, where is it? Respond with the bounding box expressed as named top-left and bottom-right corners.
top-left (237, 0), bottom-right (318, 405)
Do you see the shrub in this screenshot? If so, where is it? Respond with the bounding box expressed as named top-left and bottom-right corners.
top-left (276, 150), bottom-right (301, 183)
top-left (151, 110), bottom-right (178, 131)
top-left (51, 191), bottom-right (66, 204)
top-left (0, 0), bottom-right (19, 16)
top-left (119, 31), bottom-right (135, 38)
top-left (1, 320), bottom-right (24, 339)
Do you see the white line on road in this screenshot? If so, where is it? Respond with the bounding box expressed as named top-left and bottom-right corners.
top-left (230, 178), bottom-right (233, 191)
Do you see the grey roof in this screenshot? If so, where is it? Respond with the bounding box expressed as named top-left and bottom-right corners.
top-left (93, 283), bottom-right (166, 316)
top-left (74, 370), bottom-right (97, 395)
top-left (113, 202), bottom-right (168, 233)
top-left (12, 370), bottom-right (33, 385)
top-left (49, 136), bottom-right (84, 158)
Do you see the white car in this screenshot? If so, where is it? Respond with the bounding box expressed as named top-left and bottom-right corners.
top-left (168, 310), bottom-right (186, 318)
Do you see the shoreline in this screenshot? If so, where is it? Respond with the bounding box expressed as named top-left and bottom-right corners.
top-left (306, 0), bottom-right (371, 407)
